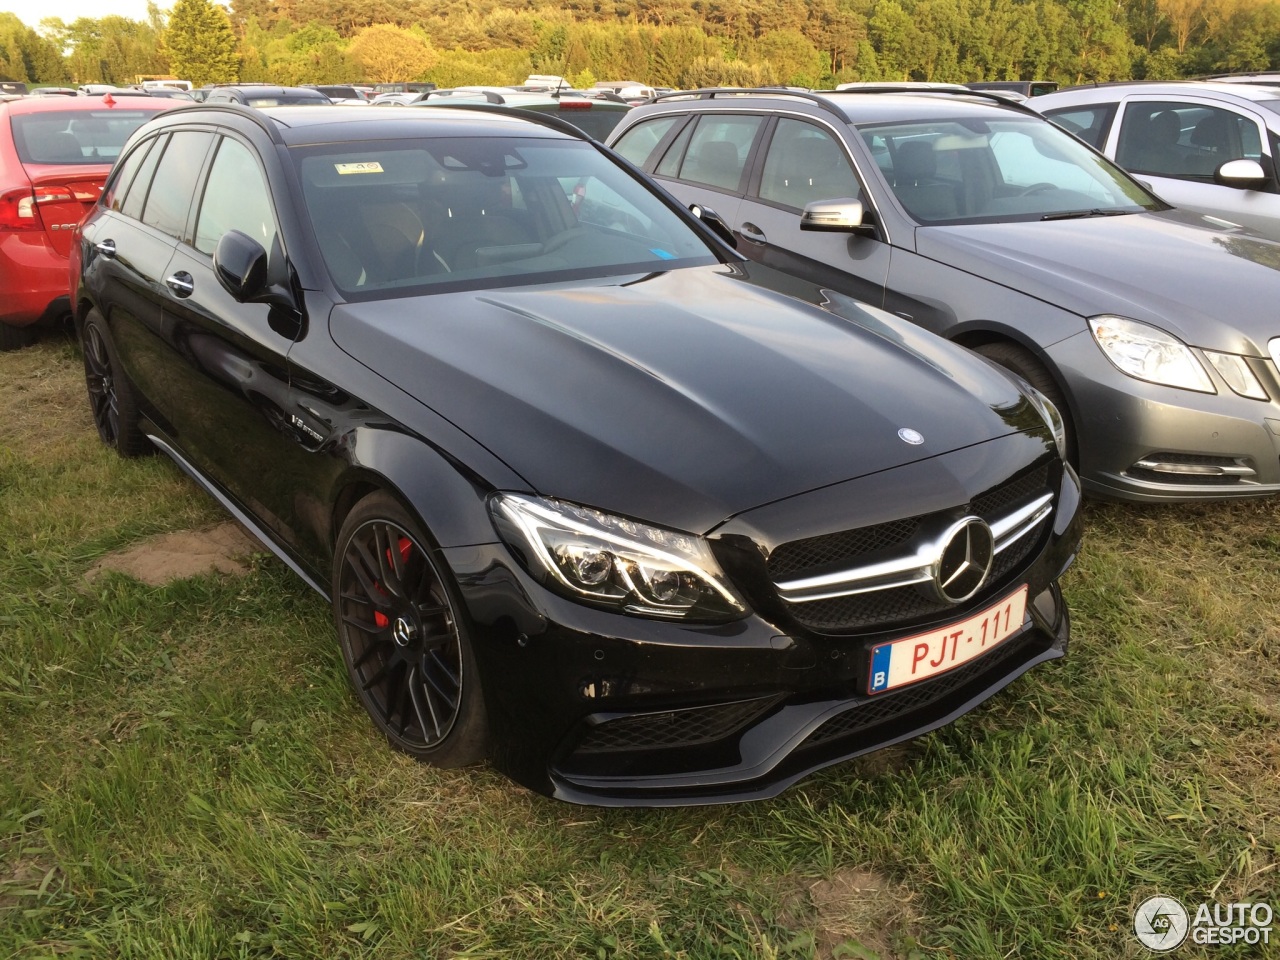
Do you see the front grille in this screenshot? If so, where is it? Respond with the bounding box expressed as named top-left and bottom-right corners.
top-left (573, 696), bottom-right (779, 754)
top-left (771, 466), bottom-right (1051, 634)
top-left (768, 517), bottom-right (919, 579)
top-left (802, 633), bottom-right (1034, 746)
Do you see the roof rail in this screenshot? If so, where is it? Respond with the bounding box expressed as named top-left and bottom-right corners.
top-left (653, 85), bottom-right (1038, 120)
top-left (409, 99), bottom-right (592, 141)
top-left (652, 88), bottom-right (849, 122)
top-left (422, 89), bottom-right (509, 105)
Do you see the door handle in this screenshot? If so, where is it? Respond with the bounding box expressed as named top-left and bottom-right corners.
top-left (740, 222), bottom-right (767, 244)
top-left (94, 239), bottom-right (116, 258)
top-left (166, 271), bottom-right (194, 298)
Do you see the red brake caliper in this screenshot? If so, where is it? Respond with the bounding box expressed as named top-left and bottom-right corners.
top-left (372, 537), bottom-right (414, 628)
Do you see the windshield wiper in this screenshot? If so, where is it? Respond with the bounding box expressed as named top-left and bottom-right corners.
top-left (1040, 208), bottom-right (1132, 221)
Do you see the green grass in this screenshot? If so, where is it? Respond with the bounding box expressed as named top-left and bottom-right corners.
top-left (1, 336), bottom-right (1277, 959)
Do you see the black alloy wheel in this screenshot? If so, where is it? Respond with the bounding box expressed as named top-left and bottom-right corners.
top-left (80, 309), bottom-right (150, 457)
top-left (333, 493), bottom-right (489, 767)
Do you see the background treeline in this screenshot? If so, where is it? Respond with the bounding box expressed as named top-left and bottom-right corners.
top-left (4, 0), bottom-right (1280, 91)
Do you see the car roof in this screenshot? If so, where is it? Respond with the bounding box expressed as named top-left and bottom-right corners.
top-left (0, 93), bottom-right (173, 116)
top-left (136, 102), bottom-right (584, 147)
top-left (1036, 80), bottom-right (1280, 105)
top-left (639, 87), bottom-right (1033, 125)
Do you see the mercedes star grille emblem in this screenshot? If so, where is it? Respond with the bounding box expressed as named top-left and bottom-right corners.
top-left (931, 517), bottom-right (995, 604)
top-left (898, 427), bottom-right (924, 445)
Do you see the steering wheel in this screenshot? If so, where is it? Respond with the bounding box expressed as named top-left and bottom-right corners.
top-left (1017, 182), bottom-right (1057, 196)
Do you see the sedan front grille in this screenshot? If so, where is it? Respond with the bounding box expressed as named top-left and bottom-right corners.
top-left (769, 466), bottom-right (1051, 634)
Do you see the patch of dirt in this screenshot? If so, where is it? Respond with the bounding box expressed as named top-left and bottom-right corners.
top-left (0, 857), bottom-right (57, 912)
top-left (86, 521), bottom-right (265, 585)
top-left (809, 866), bottom-right (919, 959)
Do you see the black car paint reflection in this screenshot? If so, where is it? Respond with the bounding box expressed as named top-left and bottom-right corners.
top-left (73, 105), bottom-right (1081, 805)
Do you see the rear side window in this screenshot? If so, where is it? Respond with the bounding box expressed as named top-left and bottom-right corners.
top-left (140, 130), bottom-right (215, 239)
top-left (1043, 105), bottom-right (1114, 149)
top-left (612, 116), bottom-right (684, 166)
top-left (103, 136), bottom-right (157, 211)
top-left (674, 115), bottom-right (763, 192)
top-left (120, 133), bottom-right (167, 219)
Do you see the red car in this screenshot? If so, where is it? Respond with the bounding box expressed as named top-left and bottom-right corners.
top-left (0, 93), bottom-right (174, 349)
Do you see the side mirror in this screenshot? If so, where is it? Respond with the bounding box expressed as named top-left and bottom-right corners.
top-left (213, 230), bottom-right (293, 307)
top-left (1215, 158), bottom-right (1269, 190)
top-left (689, 203), bottom-right (737, 249)
top-left (800, 198), bottom-right (872, 233)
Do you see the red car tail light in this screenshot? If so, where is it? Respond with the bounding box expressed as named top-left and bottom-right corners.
top-left (558, 101), bottom-right (592, 110)
top-left (0, 185), bottom-right (76, 231)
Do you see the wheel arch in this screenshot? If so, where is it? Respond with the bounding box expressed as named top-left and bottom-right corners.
top-left (324, 425), bottom-right (519, 561)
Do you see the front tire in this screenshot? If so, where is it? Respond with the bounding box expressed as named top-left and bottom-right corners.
top-left (975, 340), bottom-right (1077, 466)
top-left (332, 492), bottom-right (490, 767)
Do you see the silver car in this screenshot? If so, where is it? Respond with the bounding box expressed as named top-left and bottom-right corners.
top-left (607, 87), bottom-right (1280, 503)
top-left (1031, 81), bottom-right (1280, 240)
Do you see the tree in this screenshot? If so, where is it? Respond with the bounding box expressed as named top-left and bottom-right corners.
top-left (348, 24), bottom-right (436, 82)
top-left (165, 0), bottom-right (239, 85)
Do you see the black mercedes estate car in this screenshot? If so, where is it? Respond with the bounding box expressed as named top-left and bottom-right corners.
top-left (71, 104), bottom-right (1082, 805)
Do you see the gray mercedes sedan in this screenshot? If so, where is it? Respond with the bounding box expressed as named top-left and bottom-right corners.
top-left (608, 87), bottom-right (1280, 502)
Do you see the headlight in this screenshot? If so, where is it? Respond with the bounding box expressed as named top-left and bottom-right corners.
top-left (1088, 315), bottom-right (1214, 393)
top-left (490, 493), bottom-right (747, 622)
top-left (1022, 384), bottom-right (1068, 460)
top-left (1203, 350), bottom-right (1268, 400)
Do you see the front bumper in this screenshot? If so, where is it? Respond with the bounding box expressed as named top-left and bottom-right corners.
top-left (446, 443), bottom-right (1082, 806)
top-left (1048, 331), bottom-right (1280, 502)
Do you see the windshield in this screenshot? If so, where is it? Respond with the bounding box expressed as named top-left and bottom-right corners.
top-left (860, 116), bottom-right (1159, 223)
top-left (12, 109), bottom-right (166, 164)
top-left (294, 136), bottom-right (718, 298)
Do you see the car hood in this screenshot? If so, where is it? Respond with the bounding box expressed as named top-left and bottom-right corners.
top-left (916, 208), bottom-right (1280, 354)
top-left (329, 265), bottom-right (1037, 533)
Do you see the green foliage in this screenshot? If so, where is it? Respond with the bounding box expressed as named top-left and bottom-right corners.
top-left (164, 0), bottom-right (239, 85)
top-left (0, 13), bottom-right (68, 83)
top-left (21, 0), bottom-right (1280, 92)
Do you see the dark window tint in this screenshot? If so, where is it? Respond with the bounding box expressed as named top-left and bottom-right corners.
top-left (758, 119), bottom-right (861, 209)
top-left (195, 137), bottom-right (277, 255)
top-left (612, 115), bottom-right (684, 166)
top-left (676, 115), bottom-right (763, 192)
top-left (104, 136), bottom-right (157, 211)
top-left (1116, 101), bottom-right (1261, 178)
top-left (120, 132), bottom-right (167, 219)
top-left (141, 131), bottom-right (214, 239)
top-left (1043, 105), bottom-right (1113, 149)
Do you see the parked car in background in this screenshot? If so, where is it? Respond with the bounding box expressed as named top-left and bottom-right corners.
top-left (0, 81), bottom-right (28, 96)
top-left (1031, 81), bottom-right (1280, 240)
top-left (70, 102), bottom-right (1080, 805)
top-left (608, 87), bottom-right (1280, 503)
top-left (305, 84), bottom-right (370, 104)
top-left (0, 93), bottom-right (173, 348)
top-left (1194, 72), bottom-right (1280, 88)
top-left (203, 85), bottom-right (331, 107)
top-left (414, 88), bottom-right (632, 140)
top-left (967, 81), bottom-right (1060, 98)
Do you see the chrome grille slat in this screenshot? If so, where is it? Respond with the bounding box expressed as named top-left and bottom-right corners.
top-left (767, 468), bottom-right (1053, 631)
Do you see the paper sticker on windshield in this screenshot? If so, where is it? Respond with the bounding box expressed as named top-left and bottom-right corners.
top-left (335, 161), bottom-right (384, 175)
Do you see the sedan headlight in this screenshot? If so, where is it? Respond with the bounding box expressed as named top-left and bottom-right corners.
top-left (1203, 350), bottom-right (1268, 400)
top-left (490, 493), bottom-right (747, 622)
top-left (1088, 315), bottom-right (1214, 393)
